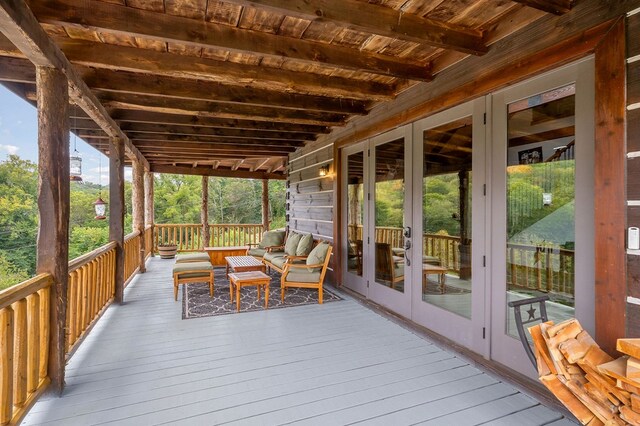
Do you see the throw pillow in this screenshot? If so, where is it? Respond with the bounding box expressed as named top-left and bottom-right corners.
top-left (306, 242), bottom-right (330, 272)
top-left (260, 230), bottom-right (286, 248)
top-left (296, 233), bottom-right (314, 256)
top-left (284, 231), bottom-right (302, 256)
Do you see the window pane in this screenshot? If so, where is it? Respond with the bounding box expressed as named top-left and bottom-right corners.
top-left (347, 152), bottom-right (364, 277)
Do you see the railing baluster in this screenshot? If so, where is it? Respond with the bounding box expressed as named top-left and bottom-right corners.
top-left (0, 306), bottom-right (14, 424)
top-left (26, 294), bottom-right (40, 394)
top-left (13, 299), bottom-right (27, 408)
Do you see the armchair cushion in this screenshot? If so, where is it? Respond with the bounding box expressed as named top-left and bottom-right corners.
top-left (285, 269), bottom-right (321, 283)
top-left (263, 250), bottom-right (285, 264)
top-left (284, 231), bottom-right (302, 256)
top-left (247, 247), bottom-right (267, 258)
top-left (296, 233), bottom-right (314, 256)
top-left (260, 230), bottom-right (286, 248)
top-left (306, 242), bottom-right (330, 272)
top-left (172, 261), bottom-right (214, 275)
top-left (175, 252), bottom-right (210, 263)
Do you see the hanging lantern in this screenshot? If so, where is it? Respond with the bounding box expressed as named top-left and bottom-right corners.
top-left (70, 152), bottom-right (83, 181)
top-left (94, 196), bottom-right (107, 220)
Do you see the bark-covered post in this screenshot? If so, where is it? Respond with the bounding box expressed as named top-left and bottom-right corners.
top-left (35, 67), bottom-right (69, 395)
top-left (262, 179), bottom-right (269, 232)
top-left (109, 137), bottom-right (125, 303)
top-left (144, 171), bottom-right (154, 256)
top-left (201, 176), bottom-right (210, 248)
top-left (132, 159), bottom-right (145, 273)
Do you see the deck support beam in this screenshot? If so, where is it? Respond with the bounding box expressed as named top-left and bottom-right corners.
top-left (262, 179), bottom-right (269, 232)
top-left (132, 159), bottom-right (146, 273)
top-left (35, 66), bottom-right (69, 395)
top-left (109, 137), bottom-right (125, 303)
top-left (144, 171), bottom-right (154, 256)
top-left (201, 176), bottom-right (210, 248)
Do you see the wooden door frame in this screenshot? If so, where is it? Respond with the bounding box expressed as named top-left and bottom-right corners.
top-left (333, 17), bottom-right (627, 353)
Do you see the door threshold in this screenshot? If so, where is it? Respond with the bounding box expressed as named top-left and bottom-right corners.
top-left (337, 285), bottom-right (574, 420)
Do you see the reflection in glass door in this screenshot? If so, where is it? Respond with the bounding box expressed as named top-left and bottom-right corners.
top-left (342, 144), bottom-right (367, 295)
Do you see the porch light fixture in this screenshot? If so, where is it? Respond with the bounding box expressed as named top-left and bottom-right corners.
top-left (319, 165), bottom-right (330, 177)
top-left (94, 154), bottom-right (107, 220)
top-left (70, 107), bottom-right (83, 181)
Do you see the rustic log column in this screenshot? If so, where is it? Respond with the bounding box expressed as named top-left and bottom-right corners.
top-left (262, 179), bottom-right (269, 231)
top-left (144, 171), bottom-right (154, 256)
top-left (201, 176), bottom-right (210, 248)
top-left (109, 137), bottom-right (125, 304)
top-left (132, 159), bottom-right (146, 273)
top-left (35, 67), bottom-right (69, 395)
top-left (458, 170), bottom-right (471, 280)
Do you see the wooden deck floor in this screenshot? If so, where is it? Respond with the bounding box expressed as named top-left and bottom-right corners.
top-left (22, 258), bottom-right (575, 425)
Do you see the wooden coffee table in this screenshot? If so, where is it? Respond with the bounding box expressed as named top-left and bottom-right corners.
top-left (228, 271), bottom-right (271, 312)
top-left (204, 246), bottom-right (249, 266)
top-left (225, 255), bottom-right (266, 278)
top-left (423, 265), bottom-right (448, 294)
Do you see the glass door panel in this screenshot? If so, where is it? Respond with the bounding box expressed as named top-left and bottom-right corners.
top-left (374, 137), bottom-right (406, 293)
top-left (505, 84), bottom-right (577, 338)
top-left (422, 117), bottom-right (473, 318)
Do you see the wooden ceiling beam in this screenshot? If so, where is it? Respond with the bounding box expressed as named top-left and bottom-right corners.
top-left (111, 110), bottom-right (331, 134)
top-left (231, 160), bottom-right (244, 171)
top-left (141, 151), bottom-right (287, 158)
top-left (80, 68), bottom-right (369, 115)
top-left (0, 33), bottom-right (397, 101)
top-left (30, 0), bottom-right (432, 81)
top-left (121, 123), bottom-right (316, 141)
top-left (252, 159), bottom-right (270, 172)
top-left (150, 164), bottom-right (286, 180)
top-left (511, 0), bottom-right (572, 15)
top-left (98, 92), bottom-right (348, 126)
top-left (130, 135), bottom-right (304, 147)
top-left (0, 0), bottom-right (148, 169)
top-left (232, 0), bottom-right (487, 55)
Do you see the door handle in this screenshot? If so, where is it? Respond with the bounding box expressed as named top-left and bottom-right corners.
top-left (404, 239), bottom-right (411, 266)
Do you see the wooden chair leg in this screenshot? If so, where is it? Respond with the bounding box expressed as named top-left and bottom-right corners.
top-left (318, 284), bottom-right (323, 304)
top-left (281, 285), bottom-right (285, 302)
top-left (209, 272), bottom-right (214, 298)
top-left (174, 280), bottom-right (178, 301)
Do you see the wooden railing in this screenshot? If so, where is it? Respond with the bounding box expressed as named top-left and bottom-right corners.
top-left (66, 242), bottom-right (116, 355)
top-left (124, 232), bottom-right (141, 285)
top-left (144, 226), bottom-right (153, 260)
top-left (0, 274), bottom-right (52, 425)
top-left (154, 224), bottom-right (264, 252)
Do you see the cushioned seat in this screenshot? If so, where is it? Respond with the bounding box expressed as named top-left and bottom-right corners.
top-left (175, 252), bottom-right (211, 263)
top-left (283, 270), bottom-right (321, 283)
top-left (247, 247), bottom-right (267, 258)
top-left (281, 242), bottom-right (332, 304)
top-left (246, 229), bottom-right (286, 259)
top-left (269, 256), bottom-right (287, 270)
top-left (172, 261), bottom-right (214, 301)
top-left (263, 251), bottom-right (285, 264)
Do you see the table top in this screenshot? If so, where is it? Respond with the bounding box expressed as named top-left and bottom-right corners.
top-left (423, 265), bottom-right (448, 273)
top-left (204, 246), bottom-right (249, 251)
top-left (226, 255), bottom-right (264, 268)
top-left (229, 271), bottom-right (271, 283)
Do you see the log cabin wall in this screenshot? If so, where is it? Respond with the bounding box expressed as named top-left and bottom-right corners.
top-left (626, 9), bottom-right (640, 336)
top-left (287, 140), bottom-right (335, 284)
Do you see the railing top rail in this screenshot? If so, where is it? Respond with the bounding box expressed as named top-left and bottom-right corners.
top-left (155, 223), bottom-right (263, 226)
top-left (124, 231), bottom-right (141, 242)
top-left (69, 241), bottom-right (118, 272)
top-left (0, 273), bottom-right (53, 311)
top-left (144, 224), bottom-right (153, 230)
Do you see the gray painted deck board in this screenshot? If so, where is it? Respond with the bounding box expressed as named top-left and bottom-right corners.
top-left (22, 258), bottom-right (574, 426)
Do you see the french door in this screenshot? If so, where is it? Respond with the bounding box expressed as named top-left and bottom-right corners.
top-left (410, 99), bottom-right (488, 355)
top-left (489, 58), bottom-right (595, 376)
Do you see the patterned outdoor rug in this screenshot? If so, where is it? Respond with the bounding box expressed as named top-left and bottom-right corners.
top-left (423, 280), bottom-right (471, 295)
top-left (182, 268), bottom-right (343, 319)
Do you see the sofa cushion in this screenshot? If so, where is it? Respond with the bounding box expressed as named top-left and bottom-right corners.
top-left (260, 230), bottom-right (286, 248)
top-left (284, 231), bottom-right (302, 256)
top-left (175, 252), bottom-right (210, 263)
top-left (270, 256), bottom-right (287, 270)
top-left (284, 269), bottom-right (321, 283)
top-left (247, 247), bottom-right (267, 258)
top-left (173, 261), bottom-right (214, 274)
top-left (296, 233), bottom-right (314, 256)
top-left (263, 251), bottom-right (285, 263)
top-left (306, 242), bottom-right (330, 272)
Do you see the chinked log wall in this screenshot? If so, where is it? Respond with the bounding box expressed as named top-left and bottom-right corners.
top-left (626, 10), bottom-right (640, 336)
top-left (287, 140), bottom-right (335, 284)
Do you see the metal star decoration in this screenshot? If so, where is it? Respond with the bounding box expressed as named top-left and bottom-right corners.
top-left (526, 304), bottom-right (537, 321)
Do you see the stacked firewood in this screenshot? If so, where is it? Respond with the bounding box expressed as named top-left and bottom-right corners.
top-left (529, 319), bottom-right (640, 425)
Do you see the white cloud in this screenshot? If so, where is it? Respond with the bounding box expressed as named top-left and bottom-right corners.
top-left (0, 144), bottom-right (19, 155)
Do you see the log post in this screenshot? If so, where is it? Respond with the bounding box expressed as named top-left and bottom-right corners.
top-left (201, 176), bottom-right (210, 248)
top-left (144, 171), bottom-right (154, 256)
top-left (132, 159), bottom-right (145, 273)
top-left (35, 67), bottom-right (69, 395)
top-left (458, 169), bottom-right (471, 280)
top-left (262, 179), bottom-right (269, 232)
top-left (109, 137), bottom-right (125, 304)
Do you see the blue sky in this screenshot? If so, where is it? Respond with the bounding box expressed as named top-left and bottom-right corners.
top-left (0, 85), bottom-right (130, 184)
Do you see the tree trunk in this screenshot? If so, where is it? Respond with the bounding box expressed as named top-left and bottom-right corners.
top-left (201, 176), bottom-right (210, 248)
top-left (35, 67), bottom-right (69, 395)
top-left (110, 137), bottom-right (125, 303)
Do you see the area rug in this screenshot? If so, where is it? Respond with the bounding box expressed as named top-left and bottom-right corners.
top-left (182, 268), bottom-right (342, 319)
top-left (423, 280), bottom-right (471, 295)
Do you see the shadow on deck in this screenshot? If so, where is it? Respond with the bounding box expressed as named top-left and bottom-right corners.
top-left (22, 258), bottom-right (574, 425)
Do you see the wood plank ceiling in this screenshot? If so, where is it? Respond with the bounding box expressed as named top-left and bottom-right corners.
top-left (0, 0), bottom-right (569, 178)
